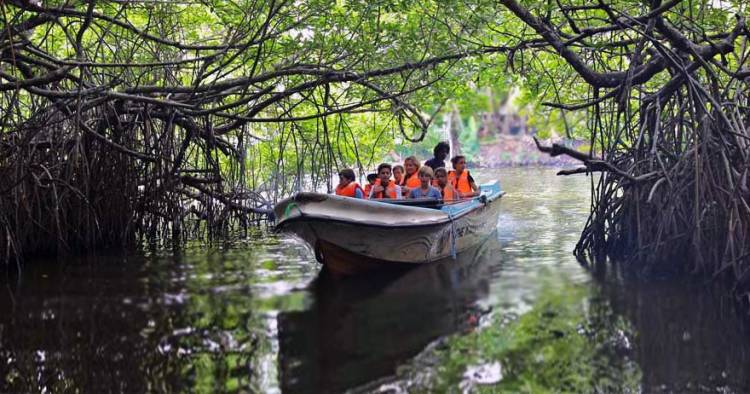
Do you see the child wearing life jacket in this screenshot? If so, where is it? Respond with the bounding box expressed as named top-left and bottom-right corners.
top-left (408, 166), bottom-right (442, 199)
top-left (434, 167), bottom-right (459, 201)
top-left (449, 155), bottom-right (479, 198)
top-left (369, 163), bottom-right (403, 199)
top-left (335, 168), bottom-right (364, 198)
top-left (363, 173), bottom-right (377, 199)
top-left (400, 156), bottom-right (422, 196)
top-left (392, 164), bottom-right (405, 186)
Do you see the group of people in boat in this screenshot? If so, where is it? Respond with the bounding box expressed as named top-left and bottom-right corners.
top-left (334, 142), bottom-right (479, 201)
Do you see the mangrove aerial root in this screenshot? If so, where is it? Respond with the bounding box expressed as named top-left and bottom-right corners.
top-left (509, 0), bottom-right (750, 305)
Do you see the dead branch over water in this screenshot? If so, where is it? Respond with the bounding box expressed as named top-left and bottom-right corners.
top-left (503, 0), bottom-right (750, 303)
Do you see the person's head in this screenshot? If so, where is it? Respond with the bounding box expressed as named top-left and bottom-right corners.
top-left (392, 164), bottom-right (404, 181)
top-left (434, 167), bottom-right (448, 187)
top-left (433, 142), bottom-right (450, 160)
top-left (451, 155), bottom-right (467, 172)
top-left (377, 163), bottom-right (392, 184)
top-left (338, 168), bottom-right (355, 186)
top-left (366, 173), bottom-right (378, 185)
top-left (418, 166), bottom-right (434, 187)
top-left (404, 156), bottom-right (420, 175)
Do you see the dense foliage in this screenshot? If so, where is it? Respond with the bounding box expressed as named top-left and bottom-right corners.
top-left (3, 0), bottom-right (750, 308)
top-left (0, 0), bottom-right (512, 258)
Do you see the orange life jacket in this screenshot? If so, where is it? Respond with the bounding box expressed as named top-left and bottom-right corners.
top-left (364, 178), bottom-right (385, 199)
top-left (441, 184), bottom-right (457, 201)
top-left (336, 182), bottom-right (363, 198)
top-left (448, 170), bottom-right (473, 194)
top-left (372, 181), bottom-right (399, 199)
top-left (403, 171), bottom-right (421, 188)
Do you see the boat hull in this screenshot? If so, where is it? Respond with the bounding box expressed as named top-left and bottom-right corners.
top-left (275, 184), bottom-right (503, 275)
top-left (314, 239), bottom-right (414, 275)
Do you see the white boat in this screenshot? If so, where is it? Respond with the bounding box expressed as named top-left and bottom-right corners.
top-left (273, 182), bottom-right (504, 275)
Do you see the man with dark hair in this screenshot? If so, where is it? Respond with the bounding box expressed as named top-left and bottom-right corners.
top-left (369, 163), bottom-right (402, 199)
top-left (424, 141), bottom-right (450, 170)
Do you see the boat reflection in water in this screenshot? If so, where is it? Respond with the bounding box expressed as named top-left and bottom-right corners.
top-left (277, 232), bottom-right (502, 393)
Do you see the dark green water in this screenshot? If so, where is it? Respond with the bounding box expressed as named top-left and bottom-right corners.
top-left (1, 168), bottom-right (749, 393)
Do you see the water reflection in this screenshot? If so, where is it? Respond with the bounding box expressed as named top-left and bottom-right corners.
top-left (0, 238), bottom-right (318, 392)
top-left (2, 168), bottom-right (750, 393)
top-left (277, 235), bottom-right (502, 393)
top-left (1, 256), bottom-right (183, 392)
top-left (600, 278), bottom-right (750, 392)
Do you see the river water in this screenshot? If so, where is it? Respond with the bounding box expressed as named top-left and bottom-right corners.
top-left (1, 168), bottom-right (749, 392)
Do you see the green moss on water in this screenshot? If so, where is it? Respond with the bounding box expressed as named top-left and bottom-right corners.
top-left (429, 285), bottom-right (642, 393)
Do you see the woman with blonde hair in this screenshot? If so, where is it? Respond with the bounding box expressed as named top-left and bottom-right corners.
top-left (400, 156), bottom-right (421, 195)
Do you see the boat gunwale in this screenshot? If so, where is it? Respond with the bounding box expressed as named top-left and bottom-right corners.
top-left (275, 191), bottom-right (504, 230)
